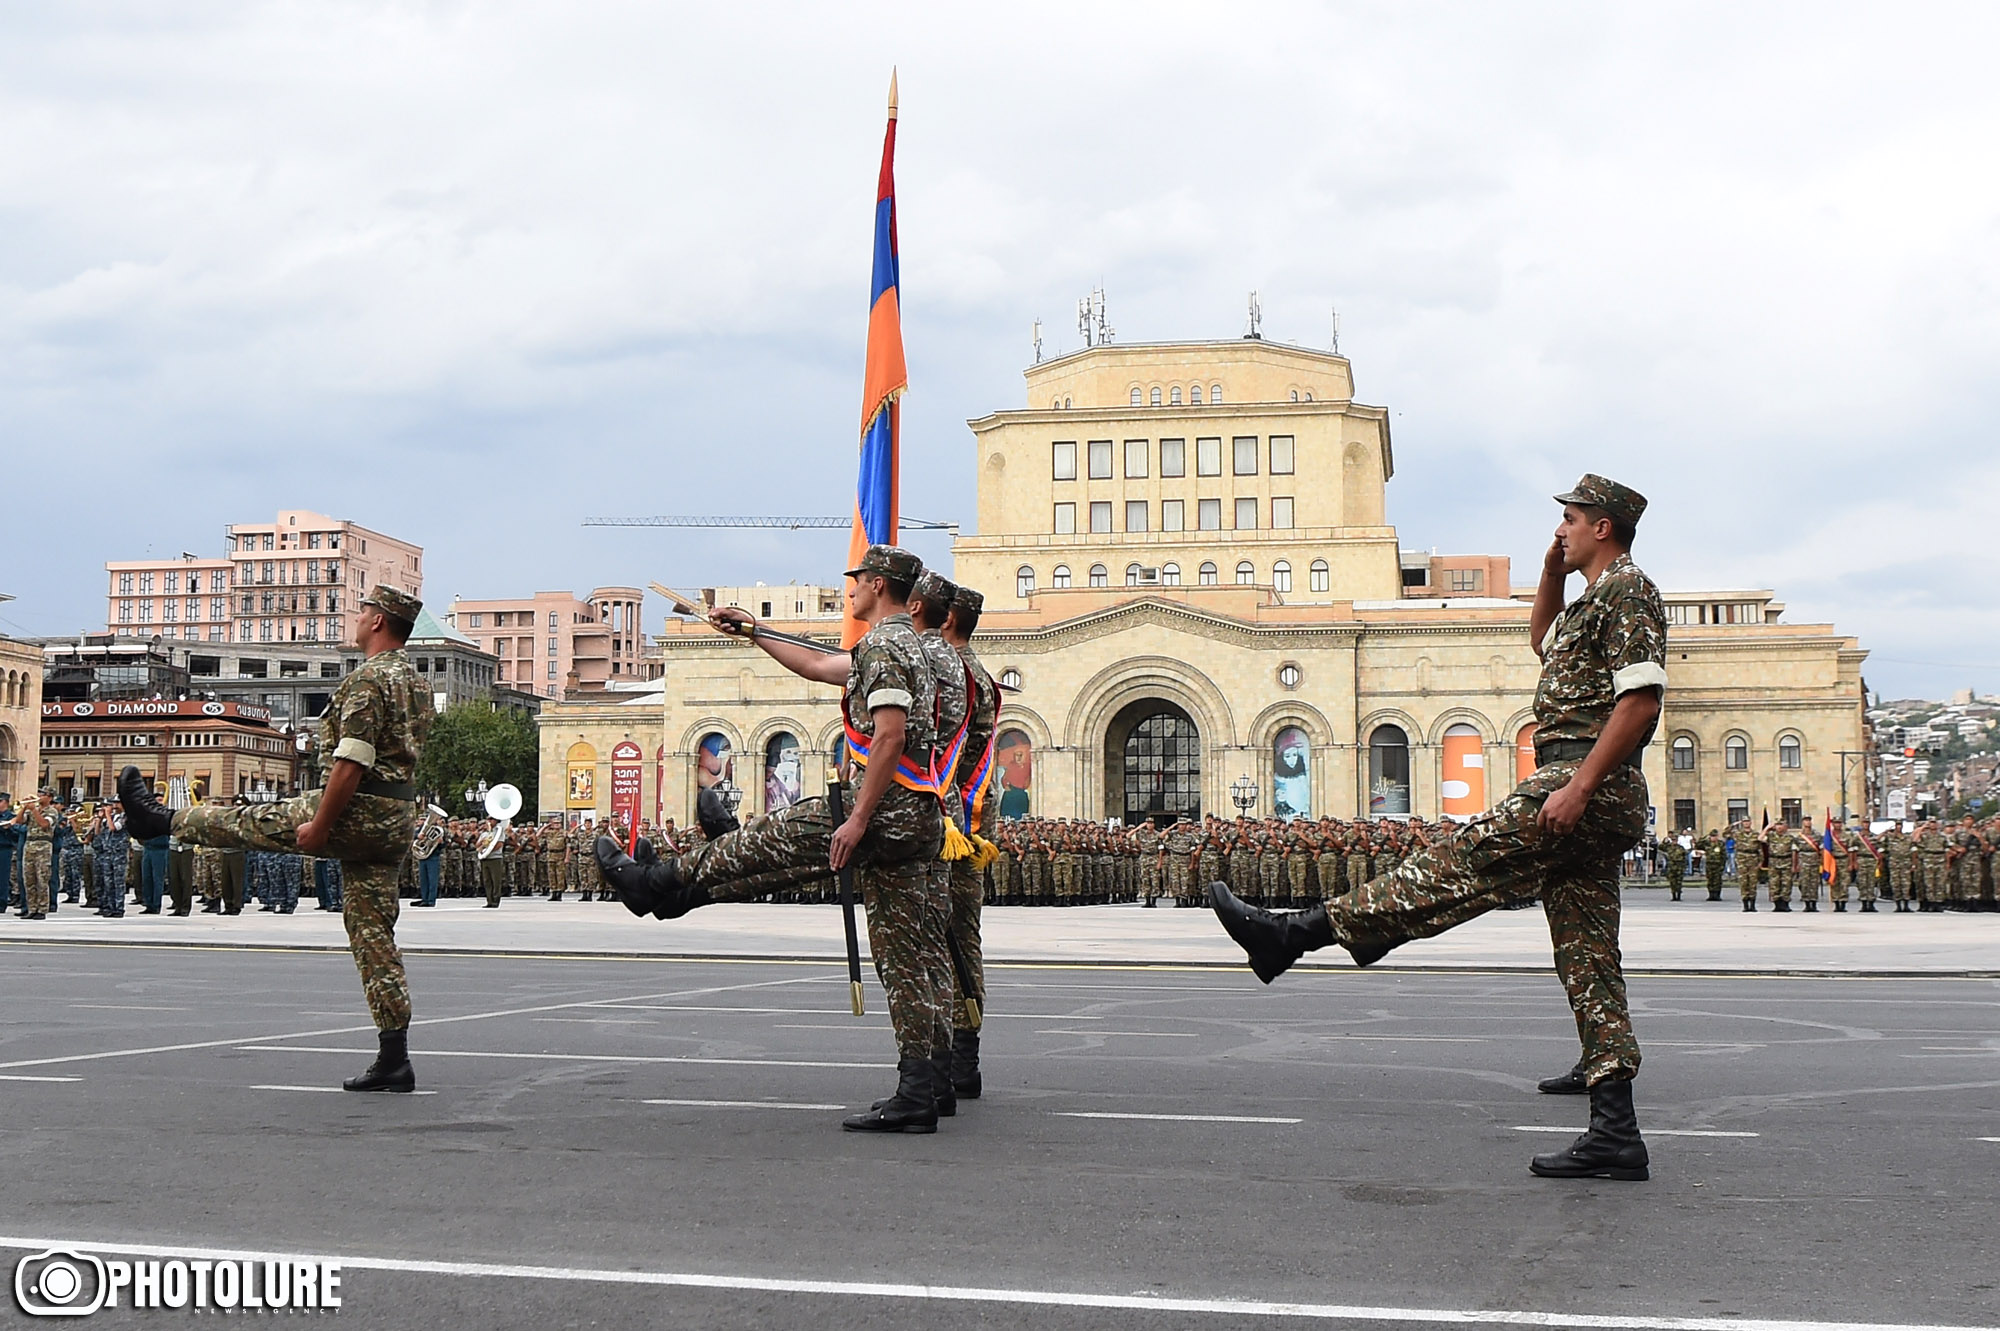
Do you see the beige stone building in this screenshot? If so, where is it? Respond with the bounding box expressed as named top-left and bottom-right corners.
top-left (532, 683), bottom-right (666, 827)
top-left (0, 635), bottom-right (43, 797)
top-left (570, 337), bottom-right (1867, 837)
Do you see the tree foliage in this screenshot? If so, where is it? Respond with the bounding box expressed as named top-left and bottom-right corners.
top-left (416, 704), bottom-right (539, 818)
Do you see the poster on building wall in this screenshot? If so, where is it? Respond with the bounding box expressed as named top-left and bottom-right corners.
top-left (565, 740), bottom-right (597, 809)
top-left (610, 740), bottom-right (642, 834)
top-left (697, 733), bottom-right (733, 790)
top-left (765, 733), bottom-right (803, 812)
top-left (1440, 725), bottom-right (1486, 821)
top-left (1273, 727), bottom-right (1310, 819)
top-left (996, 729), bottom-right (1033, 820)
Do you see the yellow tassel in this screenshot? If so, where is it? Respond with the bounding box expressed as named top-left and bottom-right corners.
top-left (940, 820), bottom-right (974, 862)
top-left (968, 834), bottom-right (1000, 870)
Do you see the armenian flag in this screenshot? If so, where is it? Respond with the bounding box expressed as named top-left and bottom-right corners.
top-left (845, 70), bottom-right (907, 648)
top-left (1820, 808), bottom-right (1838, 887)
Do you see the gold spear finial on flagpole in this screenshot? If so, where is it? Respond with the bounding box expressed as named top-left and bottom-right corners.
top-left (888, 67), bottom-right (898, 120)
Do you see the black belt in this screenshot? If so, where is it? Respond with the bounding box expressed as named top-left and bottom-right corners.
top-left (1536, 739), bottom-right (1643, 771)
top-left (357, 779), bottom-right (418, 801)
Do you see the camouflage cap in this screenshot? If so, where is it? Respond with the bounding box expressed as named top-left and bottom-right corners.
top-left (912, 569), bottom-right (958, 607)
top-left (1554, 474), bottom-right (1647, 526)
top-left (360, 584), bottom-right (423, 624)
top-left (950, 585), bottom-right (984, 615)
top-left (845, 544), bottom-right (924, 583)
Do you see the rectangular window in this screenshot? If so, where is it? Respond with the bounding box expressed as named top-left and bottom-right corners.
top-left (549, 612), bottom-right (558, 630)
top-left (262, 533), bottom-right (273, 551)
top-left (1270, 435), bottom-right (1295, 475)
top-left (1124, 439), bottom-right (1148, 478)
top-left (138, 600), bottom-right (153, 623)
top-left (1125, 500), bottom-right (1148, 533)
top-left (1159, 438), bottom-right (1185, 477)
top-left (1087, 440), bottom-right (1113, 479)
top-left (1052, 442), bottom-right (1077, 481)
top-left (1234, 497), bottom-right (1258, 530)
top-left (1198, 498), bottom-right (1222, 531)
top-left (1196, 437), bottom-right (1222, 477)
top-left (547, 661), bottom-right (557, 680)
top-left (118, 572), bottom-right (133, 593)
top-left (469, 613), bottom-right (482, 628)
top-left (1780, 798), bottom-right (1802, 828)
top-left (1271, 497), bottom-right (1294, 530)
top-left (162, 600), bottom-right (177, 622)
top-left (1727, 798), bottom-right (1749, 824)
top-left (117, 600), bottom-right (133, 623)
top-left (1089, 501), bottom-right (1113, 534)
top-left (1673, 799), bottom-right (1696, 832)
top-left (165, 571), bottom-right (180, 594)
top-left (139, 572), bottom-right (154, 593)
top-left (1448, 569), bottom-right (1483, 593)
top-left (1233, 436), bottom-right (1258, 475)
top-left (547, 637), bottom-right (558, 656)
top-left (1053, 502), bottom-right (1076, 535)
top-left (1161, 499), bottom-right (1185, 532)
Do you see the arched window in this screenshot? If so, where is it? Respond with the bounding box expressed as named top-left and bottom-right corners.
top-left (1051, 565), bottom-right (1071, 589)
top-left (1016, 566), bottom-right (1035, 598)
top-left (1190, 384), bottom-right (1203, 404)
top-left (1088, 564), bottom-right (1108, 588)
top-left (1052, 398), bottom-right (1061, 409)
top-left (1210, 384), bottom-right (1223, 403)
top-left (1170, 386), bottom-right (1183, 405)
top-left (1161, 563), bottom-right (1181, 587)
top-left (1290, 389), bottom-right (1299, 402)
top-left (1130, 387), bottom-right (1142, 405)
top-left (1779, 735), bottom-right (1802, 769)
top-left (1273, 726), bottom-right (1310, 819)
top-left (1125, 563), bottom-right (1143, 587)
top-left (1368, 725), bottom-right (1411, 816)
top-left (1150, 386), bottom-right (1162, 406)
top-left (1309, 559), bottom-right (1330, 593)
top-left (1235, 561), bottom-right (1255, 586)
top-left (1272, 560), bottom-right (1292, 593)
top-left (999, 668), bottom-right (1022, 690)
top-left (1671, 736), bottom-right (1696, 771)
top-left (1303, 391), bottom-right (1313, 402)
top-left (1198, 562), bottom-right (1219, 586)
top-left (1725, 736), bottom-right (1748, 770)
top-left (1064, 396), bottom-right (1072, 408)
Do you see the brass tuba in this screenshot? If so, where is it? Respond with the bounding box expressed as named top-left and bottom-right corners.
top-left (474, 784), bottom-right (521, 859)
top-left (412, 804), bottom-right (449, 860)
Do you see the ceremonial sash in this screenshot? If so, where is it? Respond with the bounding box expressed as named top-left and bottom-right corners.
top-left (961, 731), bottom-right (997, 832)
top-left (843, 715), bottom-right (941, 795)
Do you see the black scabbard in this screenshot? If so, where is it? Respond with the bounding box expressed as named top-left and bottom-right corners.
top-left (944, 929), bottom-right (982, 1030)
top-left (827, 779), bottom-right (865, 1016)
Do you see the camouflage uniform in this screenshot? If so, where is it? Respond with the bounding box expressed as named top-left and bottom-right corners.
top-left (1662, 838), bottom-right (1686, 899)
top-left (1699, 830), bottom-right (1725, 899)
top-left (1914, 824), bottom-right (1949, 911)
top-left (20, 799), bottom-right (55, 916)
top-left (917, 611), bottom-right (970, 1049)
top-left (538, 820), bottom-right (566, 899)
top-left (672, 611), bottom-right (947, 1061)
top-left (948, 634), bottom-right (999, 1035)
top-left (1766, 827), bottom-right (1796, 907)
top-left (176, 645), bottom-right (432, 1030)
top-left (1325, 549), bottom-right (1666, 1087)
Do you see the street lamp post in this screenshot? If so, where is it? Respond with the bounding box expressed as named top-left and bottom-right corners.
top-left (464, 779), bottom-right (488, 815)
top-left (1229, 774), bottom-right (1259, 819)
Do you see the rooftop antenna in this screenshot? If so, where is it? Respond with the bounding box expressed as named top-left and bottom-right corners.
top-left (1077, 295), bottom-right (1092, 348)
top-left (1330, 304), bottom-right (1342, 355)
top-left (1245, 291), bottom-right (1263, 340)
top-left (1031, 318), bottom-right (1043, 364)
top-left (1077, 286), bottom-right (1112, 348)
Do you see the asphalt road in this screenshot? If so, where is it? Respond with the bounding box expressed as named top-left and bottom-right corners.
top-left (0, 942), bottom-right (1994, 1329)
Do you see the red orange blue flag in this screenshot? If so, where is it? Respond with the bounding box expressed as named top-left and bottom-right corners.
top-left (845, 70), bottom-right (907, 648)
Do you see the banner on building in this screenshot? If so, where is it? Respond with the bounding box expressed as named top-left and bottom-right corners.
top-left (611, 741), bottom-right (643, 833)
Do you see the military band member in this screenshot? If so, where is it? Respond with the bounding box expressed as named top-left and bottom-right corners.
top-left (121, 586), bottom-right (434, 1093)
top-left (1209, 474), bottom-right (1664, 1181)
top-left (595, 545), bottom-right (950, 1133)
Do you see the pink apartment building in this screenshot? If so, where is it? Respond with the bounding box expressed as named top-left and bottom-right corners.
top-left (447, 587), bottom-right (652, 700)
top-left (108, 510), bottom-right (423, 647)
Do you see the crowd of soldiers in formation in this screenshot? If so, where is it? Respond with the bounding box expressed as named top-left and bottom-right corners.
top-left (1661, 816), bottom-right (2000, 913)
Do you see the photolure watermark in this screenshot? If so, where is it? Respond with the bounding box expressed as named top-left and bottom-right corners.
top-left (14, 1248), bottom-right (341, 1316)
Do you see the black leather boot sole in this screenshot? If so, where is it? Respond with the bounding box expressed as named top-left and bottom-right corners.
top-left (1208, 882), bottom-right (1336, 982)
top-left (116, 766), bottom-right (175, 841)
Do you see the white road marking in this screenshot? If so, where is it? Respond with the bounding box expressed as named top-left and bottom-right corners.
top-left (594, 1003), bottom-right (1104, 1021)
top-left (643, 1099), bottom-right (844, 1111)
top-left (0, 1074), bottom-right (82, 1083)
top-left (771, 1023), bottom-right (890, 1031)
top-left (8, 1233), bottom-right (1964, 1331)
top-left (531, 1017), bottom-right (658, 1025)
top-left (1977, 1136), bottom-right (2000, 1143)
top-left (251, 1084), bottom-right (438, 1096)
top-left (1920, 1047), bottom-right (1995, 1052)
top-left (1055, 1112), bottom-right (1303, 1124)
top-left (237, 1045), bottom-right (886, 1070)
top-left (0, 972), bottom-right (838, 1072)
top-left (1513, 1126), bottom-right (1759, 1138)
top-left (1322, 1035), bottom-right (1485, 1043)
top-left (1035, 1029), bottom-right (1201, 1037)
top-left (70, 1004), bottom-right (190, 1011)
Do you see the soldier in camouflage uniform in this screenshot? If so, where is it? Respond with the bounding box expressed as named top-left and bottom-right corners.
top-left (596, 546), bottom-right (950, 1133)
top-left (1739, 821), bottom-right (1766, 911)
top-left (942, 582), bottom-right (998, 1097)
top-left (121, 585), bottom-right (433, 1093)
top-left (1766, 822), bottom-right (1797, 912)
top-left (1210, 474), bottom-right (1662, 1181)
top-left (1914, 820), bottom-right (1949, 912)
top-left (908, 569), bottom-right (973, 1103)
top-left (1662, 836), bottom-right (1686, 900)
top-left (1699, 829), bottom-right (1725, 900)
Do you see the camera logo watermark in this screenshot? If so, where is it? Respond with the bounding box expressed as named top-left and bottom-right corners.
top-left (14, 1248), bottom-right (341, 1316)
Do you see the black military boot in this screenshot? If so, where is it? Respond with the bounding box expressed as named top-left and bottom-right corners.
top-left (843, 1055), bottom-right (938, 1133)
top-left (1833, 901), bottom-right (1846, 912)
top-left (1669, 889), bottom-right (1681, 901)
top-left (1528, 1078), bottom-right (1649, 1181)
top-left (1707, 888), bottom-right (1723, 901)
top-left (1537, 1059), bottom-right (1589, 1095)
top-left (949, 1027), bottom-right (982, 1098)
top-left (595, 836), bottom-right (708, 920)
top-left (116, 766), bottom-right (175, 841)
top-left (1804, 901), bottom-right (1817, 913)
top-left (1773, 900), bottom-right (1791, 912)
top-left (1860, 901), bottom-right (1877, 912)
top-left (931, 1049), bottom-right (957, 1117)
top-left (1209, 882), bottom-right (1383, 981)
top-left (1743, 900), bottom-right (1756, 912)
top-left (695, 786), bottom-right (740, 840)
top-left (342, 1028), bottom-right (415, 1093)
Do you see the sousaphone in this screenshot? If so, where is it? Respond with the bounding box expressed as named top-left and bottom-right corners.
top-left (475, 784), bottom-right (523, 858)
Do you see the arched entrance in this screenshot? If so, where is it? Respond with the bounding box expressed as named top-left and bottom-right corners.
top-left (1105, 699), bottom-right (1201, 826)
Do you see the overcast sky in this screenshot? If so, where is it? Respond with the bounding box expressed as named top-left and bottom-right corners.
top-left (3, 3), bottom-right (1995, 700)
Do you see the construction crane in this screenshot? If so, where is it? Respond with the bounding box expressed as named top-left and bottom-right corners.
top-left (582, 515), bottom-right (958, 532)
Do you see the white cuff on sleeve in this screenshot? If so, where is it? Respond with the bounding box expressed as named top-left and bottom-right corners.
top-left (331, 737), bottom-right (378, 767)
top-left (1612, 662), bottom-right (1669, 697)
top-left (866, 688), bottom-right (913, 713)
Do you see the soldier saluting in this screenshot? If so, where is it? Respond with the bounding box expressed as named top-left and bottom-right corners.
top-left (120, 586), bottom-right (434, 1093)
top-left (1209, 475), bottom-right (1667, 1182)
top-left (595, 545), bottom-right (950, 1133)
